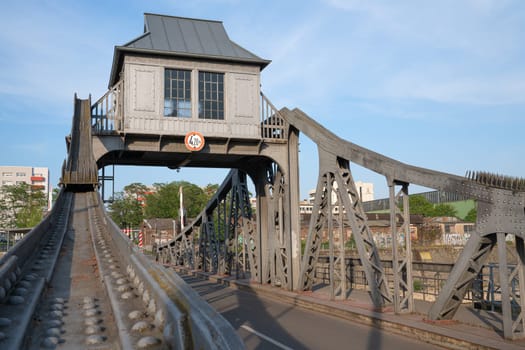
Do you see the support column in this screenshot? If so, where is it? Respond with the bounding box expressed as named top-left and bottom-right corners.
top-left (499, 234), bottom-right (525, 339)
top-left (498, 232), bottom-right (512, 339)
top-left (288, 127), bottom-right (301, 291)
top-left (389, 181), bottom-right (413, 313)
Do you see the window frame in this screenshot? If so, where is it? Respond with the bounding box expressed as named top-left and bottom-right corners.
top-left (198, 71), bottom-right (224, 120)
top-left (164, 68), bottom-right (192, 118)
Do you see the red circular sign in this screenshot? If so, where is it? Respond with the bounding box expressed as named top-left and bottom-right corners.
top-left (184, 131), bottom-right (205, 151)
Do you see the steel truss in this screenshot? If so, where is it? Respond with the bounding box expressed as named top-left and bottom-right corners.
top-left (428, 233), bottom-right (496, 321)
top-left (262, 163), bottom-right (292, 289)
top-left (156, 169), bottom-right (259, 280)
top-left (428, 231), bottom-right (525, 339)
top-left (299, 151), bottom-right (392, 307)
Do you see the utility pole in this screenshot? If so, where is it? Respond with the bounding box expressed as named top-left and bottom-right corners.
top-left (179, 186), bottom-right (184, 231)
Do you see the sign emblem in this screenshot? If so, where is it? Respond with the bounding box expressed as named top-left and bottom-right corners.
top-left (184, 131), bottom-right (205, 151)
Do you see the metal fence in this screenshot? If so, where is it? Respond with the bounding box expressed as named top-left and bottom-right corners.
top-left (0, 229), bottom-right (31, 253)
top-left (362, 189), bottom-right (471, 212)
top-left (314, 256), bottom-right (514, 309)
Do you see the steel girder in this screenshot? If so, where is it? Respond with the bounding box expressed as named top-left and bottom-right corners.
top-left (389, 182), bottom-right (414, 313)
top-left (429, 232), bottom-right (525, 339)
top-left (299, 151), bottom-right (392, 307)
top-left (428, 233), bottom-right (496, 320)
top-left (497, 234), bottom-right (525, 339)
top-left (227, 170), bottom-right (259, 280)
top-left (262, 164), bottom-right (292, 289)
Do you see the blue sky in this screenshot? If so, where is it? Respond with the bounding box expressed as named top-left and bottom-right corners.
top-left (1, 0), bottom-right (524, 200)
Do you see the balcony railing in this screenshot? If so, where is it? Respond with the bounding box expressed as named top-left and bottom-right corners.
top-left (261, 92), bottom-right (288, 140)
top-left (91, 82), bottom-right (288, 141)
top-left (91, 80), bottom-right (123, 134)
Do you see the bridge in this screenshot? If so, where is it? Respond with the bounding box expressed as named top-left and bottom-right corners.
top-left (1, 13), bottom-right (525, 349)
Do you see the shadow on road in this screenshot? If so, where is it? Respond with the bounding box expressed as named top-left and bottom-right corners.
top-left (180, 273), bottom-right (309, 349)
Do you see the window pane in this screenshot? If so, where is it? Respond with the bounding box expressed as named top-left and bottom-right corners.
top-left (198, 71), bottom-right (224, 120)
top-left (164, 68), bottom-right (192, 118)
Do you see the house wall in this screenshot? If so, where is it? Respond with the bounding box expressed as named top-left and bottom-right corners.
top-left (122, 55), bottom-right (262, 139)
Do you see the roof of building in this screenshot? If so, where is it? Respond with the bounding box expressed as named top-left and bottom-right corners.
top-left (109, 13), bottom-right (271, 86)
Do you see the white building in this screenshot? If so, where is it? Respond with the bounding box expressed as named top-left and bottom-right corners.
top-left (307, 181), bottom-right (374, 204)
top-left (0, 166), bottom-right (52, 210)
top-left (302, 181), bottom-right (374, 214)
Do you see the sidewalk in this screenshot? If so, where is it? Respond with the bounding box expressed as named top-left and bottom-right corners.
top-left (174, 267), bottom-right (525, 350)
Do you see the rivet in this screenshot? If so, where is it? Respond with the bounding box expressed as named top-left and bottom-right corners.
top-left (85, 325), bottom-right (104, 335)
top-left (84, 309), bottom-right (100, 317)
top-left (85, 334), bottom-right (106, 345)
top-left (42, 336), bottom-right (60, 348)
top-left (129, 310), bottom-right (145, 320)
top-left (84, 317), bottom-right (102, 326)
top-left (137, 336), bottom-right (162, 348)
top-left (121, 291), bottom-right (135, 300)
top-left (131, 321), bottom-right (151, 333)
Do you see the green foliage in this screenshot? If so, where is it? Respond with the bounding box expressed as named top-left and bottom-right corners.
top-left (107, 180), bottom-right (221, 229)
top-left (432, 203), bottom-right (457, 217)
top-left (464, 207), bottom-right (477, 222)
top-left (144, 181), bottom-right (208, 220)
top-left (345, 235), bottom-right (356, 249)
top-left (203, 183), bottom-right (219, 200)
top-left (408, 195), bottom-right (435, 216)
top-left (0, 183), bottom-right (47, 228)
top-left (108, 191), bottom-right (144, 227)
top-left (413, 279), bottom-right (424, 292)
top-left (407, 195), bottom-right (458, 218)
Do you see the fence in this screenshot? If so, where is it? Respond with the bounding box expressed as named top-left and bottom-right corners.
top-left (315, 256), bottom-right (516, 308)
top-left (0, 228), bottom-right (32, 253)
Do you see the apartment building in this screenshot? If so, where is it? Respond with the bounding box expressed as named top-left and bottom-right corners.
top-left (0, 166), bottom-right (52, 210)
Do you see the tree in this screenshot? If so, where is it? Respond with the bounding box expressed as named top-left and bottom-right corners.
top-left (408, 195), bottom-right (435, 216)
top-left (432, 203), bottom-right (457, 217)
top-left (464, 207), bottom-right (477, 223)
top-left (0, 183), bottom-right (47, 228)
top-left (203, 183), bottom-right (219, 200)
top-left (108, 192), bottom-right (144, 228)
top-left (123, 182), bottom-right (149, 200)
top-left (107, 182), bottom-right (147, 228)
top-left (144, 181), bottom-right (208, 220)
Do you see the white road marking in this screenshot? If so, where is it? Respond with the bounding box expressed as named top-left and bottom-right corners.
top-left (240, 324), bottom-right (295, 350)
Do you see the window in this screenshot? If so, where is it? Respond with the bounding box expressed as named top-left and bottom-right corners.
top-left (2, 172), bottom-right (12, 177)
top-left (164, 69), bottom-right (192, 118)
top-left (198, 71), bottom-right (224, 120)
top-left (464, 224), bottom-right (475, 234)
top-left (16, 172), bottom-right (26, 177)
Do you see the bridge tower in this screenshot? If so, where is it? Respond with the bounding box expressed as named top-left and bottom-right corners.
top-left (91, 14), bottom-right (301, 290)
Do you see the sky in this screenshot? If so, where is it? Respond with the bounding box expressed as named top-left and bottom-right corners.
top-left (1, 0), bottom-right (524, 201)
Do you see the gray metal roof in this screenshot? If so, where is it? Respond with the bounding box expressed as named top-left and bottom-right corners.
top-left (109, 13), bottom-right (270, 86)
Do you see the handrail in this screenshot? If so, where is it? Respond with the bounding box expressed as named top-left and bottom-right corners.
top-left (92, 80), bottom-right (123, 133)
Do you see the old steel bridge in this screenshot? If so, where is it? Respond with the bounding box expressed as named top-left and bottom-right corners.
top-left (1, 13), bottom-right (524, 349)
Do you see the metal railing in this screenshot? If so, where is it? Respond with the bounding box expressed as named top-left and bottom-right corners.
top-left (314, 257), bottom-right (516, 308)
top-left (92, 80), bottom-right (123, 133)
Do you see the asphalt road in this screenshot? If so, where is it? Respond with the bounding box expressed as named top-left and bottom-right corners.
top-left (180, 274), bottom-right (445, 350)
